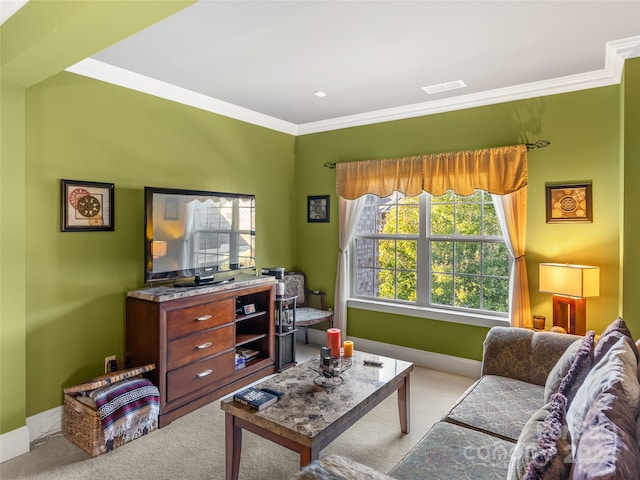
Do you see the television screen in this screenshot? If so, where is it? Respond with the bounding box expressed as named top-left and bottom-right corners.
top-left (144, 186), bottom-right (256, 284)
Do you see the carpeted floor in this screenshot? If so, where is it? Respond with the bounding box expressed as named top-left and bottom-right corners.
top-left (1, 343), bottom-right (475, 480)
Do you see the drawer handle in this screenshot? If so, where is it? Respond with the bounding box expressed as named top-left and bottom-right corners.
top-left (196, 369), bottom-right (213, 378)
top-left (196, 315), bottom-right (212, 321)
top-left (196, 342), bottom-right (213, 350)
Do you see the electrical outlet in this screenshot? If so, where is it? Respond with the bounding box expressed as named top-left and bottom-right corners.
top-left (105, 355), bottom-right (116, 373)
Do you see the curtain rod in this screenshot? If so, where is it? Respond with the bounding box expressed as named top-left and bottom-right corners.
top-left (322, 139), bottom-right (550, 169)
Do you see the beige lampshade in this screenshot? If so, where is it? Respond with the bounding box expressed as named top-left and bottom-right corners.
top-left (151, 240), bottom-right (167, 259)
top-left (539, 263), bottom-right (599, 298)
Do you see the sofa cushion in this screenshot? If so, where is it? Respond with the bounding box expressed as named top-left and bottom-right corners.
top-left (482, 328), bottom-right (579, 387)
top-left (291, 454), bottom-right (394, 480)
top-left (529, 332), bottom-right (585, 387)
top-left (507, 394), bottom-right (571, 480)
top-left (389, 421), bottom-right (515, 480)
top-left (446, 375), bottom-right (544, 442)
top-left (544, 332), bottom-right (594, 405)
top-left (593, 317), bottom-right (639, 363)
top-left (566, 336), bottom-right (640, 452)
top-left (570, 383), bottom-right (640, 480)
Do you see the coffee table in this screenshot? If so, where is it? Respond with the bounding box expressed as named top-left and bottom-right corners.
top-left (220, 350), bottom-right (413, 480)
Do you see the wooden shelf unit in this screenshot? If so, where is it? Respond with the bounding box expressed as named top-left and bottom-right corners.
top-left (126, 280), bottom-right (275, 427)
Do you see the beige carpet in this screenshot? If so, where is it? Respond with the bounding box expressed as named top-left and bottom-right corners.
top-left (1, 359), bottom-right (474, 480)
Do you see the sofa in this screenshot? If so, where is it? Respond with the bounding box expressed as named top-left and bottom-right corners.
top-left (292, 318), bottom-right (640, 480)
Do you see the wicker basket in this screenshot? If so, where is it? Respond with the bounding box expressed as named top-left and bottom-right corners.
top-left (63, 364), bottom-right (156, 457)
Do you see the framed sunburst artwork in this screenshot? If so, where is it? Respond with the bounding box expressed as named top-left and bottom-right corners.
top-left (307, 195), bottom-right (330, 223)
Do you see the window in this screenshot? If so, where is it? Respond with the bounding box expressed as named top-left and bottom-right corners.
top-left (352, 190), bottom-right (510, 316)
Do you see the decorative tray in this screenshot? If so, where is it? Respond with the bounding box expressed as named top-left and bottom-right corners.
top-left (307, 355), bottom-right (352, 385)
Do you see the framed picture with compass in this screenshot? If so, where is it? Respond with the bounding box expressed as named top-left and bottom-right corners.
top-left (61, 179), bottom-right (114, 232)
top-left (307, 195), bottom-right (330, 223)
top-left (545, 182), bottom-right (592, 223)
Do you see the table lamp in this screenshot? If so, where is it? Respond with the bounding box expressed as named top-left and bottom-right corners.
top-left (538, 263), bottom-right (599, 335)
top-left (151, 240), bottom-right (167, 259)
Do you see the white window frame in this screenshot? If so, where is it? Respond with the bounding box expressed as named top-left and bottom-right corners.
top-left (347, 192), bottom-right (511, 329)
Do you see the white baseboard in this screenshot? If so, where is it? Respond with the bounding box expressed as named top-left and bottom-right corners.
top-left (302, 328), bottom-right (482, 379)
top-left (0, 426), bottom-right (29, 463)
top-left (2, 335), bottom-right (480, 463)
top-left (0, 405), bottom-right (63, 464)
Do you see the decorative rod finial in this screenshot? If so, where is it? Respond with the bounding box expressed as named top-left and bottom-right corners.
top-left (526, 140), bottom-right (550, 150)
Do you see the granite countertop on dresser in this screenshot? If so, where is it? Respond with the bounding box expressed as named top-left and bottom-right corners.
top-left (127, 275), bottom-right (277, 302)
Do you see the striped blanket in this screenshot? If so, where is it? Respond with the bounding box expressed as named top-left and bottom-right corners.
top-left (89, 378), bottom-right (160, 447)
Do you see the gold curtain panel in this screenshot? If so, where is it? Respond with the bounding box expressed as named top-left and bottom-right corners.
top-left (336, 144), bottom-right (528, 199)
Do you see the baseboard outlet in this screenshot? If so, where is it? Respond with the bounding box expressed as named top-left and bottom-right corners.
top-left (1, 405), bottom-right (63, 464)
top-left (301, 328), bottom-right (482, 379)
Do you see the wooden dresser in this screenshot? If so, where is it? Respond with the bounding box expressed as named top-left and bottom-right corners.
top-left (126, 276), bottom-right (276, 427)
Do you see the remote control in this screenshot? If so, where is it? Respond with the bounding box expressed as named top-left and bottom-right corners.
top-left (364, 360), bottom-right (383, 367)
top-left (260, 388), bottom-right (285, 399)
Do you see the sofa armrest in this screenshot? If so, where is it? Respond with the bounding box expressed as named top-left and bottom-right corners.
top-left (482, 326), bottom-right (581, 386)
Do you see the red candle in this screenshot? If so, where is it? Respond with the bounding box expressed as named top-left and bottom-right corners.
top-left (327, 328), bottom-right (341, 358)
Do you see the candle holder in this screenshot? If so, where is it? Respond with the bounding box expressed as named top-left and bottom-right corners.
top-left (308, 355), bottom-right (352, 386)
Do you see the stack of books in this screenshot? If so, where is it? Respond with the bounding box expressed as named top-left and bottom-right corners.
top-left (235, 347), bottom-right (259, 361)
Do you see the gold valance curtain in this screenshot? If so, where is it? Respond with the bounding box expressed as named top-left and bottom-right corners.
top-left (336, 144), bottom-right (528, 199)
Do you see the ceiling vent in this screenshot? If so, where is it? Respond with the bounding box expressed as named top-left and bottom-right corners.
top-left (422, 80), bottom-right (467, 94)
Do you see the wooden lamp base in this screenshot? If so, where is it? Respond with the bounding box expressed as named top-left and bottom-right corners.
top-left (552, 295), bottom-right (586, 335)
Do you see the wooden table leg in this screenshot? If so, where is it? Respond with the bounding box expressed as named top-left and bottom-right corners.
top-left (299, 445), bottom-right (321, 469)
top-left (225, 413), bottom-right (242, 480)
top-left (398, 374), bottom-right (410, 434)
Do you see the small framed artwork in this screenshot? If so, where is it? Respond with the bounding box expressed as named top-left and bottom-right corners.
top-left (242, 304), bottom-right (256, 315)
top-left (308, 195), bottom-right (330, 223)
top-left (545, 182), bottom-right (593, 223)
top-left (61, 179), bottom-right (114, 232)
top-left (164, 197), bottom-right (179, 220)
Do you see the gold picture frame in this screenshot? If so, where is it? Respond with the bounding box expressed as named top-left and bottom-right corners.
top-left (545, 182), bottom-right (592, 223)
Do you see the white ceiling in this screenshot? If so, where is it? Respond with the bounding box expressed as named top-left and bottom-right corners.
top-left (68, 1), bottom-right (640, 135)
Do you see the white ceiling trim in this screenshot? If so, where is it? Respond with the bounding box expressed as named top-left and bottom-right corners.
top-left (0, 0), bottom-right (29, 26)
top-left (65, 58), bottom-right (298, 135)
top-left (66, 35), bottom-right (640, 137)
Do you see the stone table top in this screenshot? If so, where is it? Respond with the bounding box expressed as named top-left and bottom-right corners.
top-left (127, 275), bottom-right (276, 302)
top-left (220, 350), bottom-right (413, 446)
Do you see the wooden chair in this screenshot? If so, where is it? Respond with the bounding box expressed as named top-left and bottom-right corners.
top-left (283, 271), bottom-right (334, 344)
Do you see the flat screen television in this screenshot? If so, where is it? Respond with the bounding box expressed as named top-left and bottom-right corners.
top-left (144, 186), bottom-right (256, 285)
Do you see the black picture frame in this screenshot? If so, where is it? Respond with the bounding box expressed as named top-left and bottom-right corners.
top-left (308, 195), bottom-right (330, 223)
top-left (164, 197), bottom-right (179, 220)
top-left (545, 182), bottom-right (593, 223)
top-left (61, 179), bottom-right (114, 232)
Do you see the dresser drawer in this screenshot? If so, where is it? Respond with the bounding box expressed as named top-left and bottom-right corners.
top-left (166, 298), bottom-right (234, 340)
top-left (166, 350), bottom-right (236, 402)
top-left (167, 325), bottom-right (235, 371)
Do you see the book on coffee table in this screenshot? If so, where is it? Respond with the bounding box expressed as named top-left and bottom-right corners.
top-left (233, 387), bottom-right (278, 411)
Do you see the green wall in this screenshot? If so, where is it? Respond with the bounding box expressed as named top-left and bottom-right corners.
top-left (295, 86), bottom-right (624, 360)
top-left (24, 73), bottom-right (296, 415)
top-left (1, 84), bottom-right (27, 433)
top-left (1, 0), bottom-right (638, 441)
top-left (623, 58), bottom-right (640, 322)
top-left (0, 0), bottom-right (197, 437)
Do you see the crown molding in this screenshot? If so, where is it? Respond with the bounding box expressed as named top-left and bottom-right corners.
top-left (66, 36), bottom-right (640, 137)
top-left (0, 0), bottom-right (29, 26)
top-left (298, 35), bottom-right (640, 135)
top-left (65, 59), bottom-right (298, 135)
